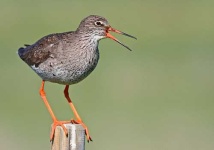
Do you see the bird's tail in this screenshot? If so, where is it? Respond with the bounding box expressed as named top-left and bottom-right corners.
top-left (18, 47), bottom-right (25, 58)
top-left (18, 44), bottom-right (30, 58)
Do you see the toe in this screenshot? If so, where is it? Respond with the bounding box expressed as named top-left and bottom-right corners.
top-left (50, 120), bottom-right (68, 141)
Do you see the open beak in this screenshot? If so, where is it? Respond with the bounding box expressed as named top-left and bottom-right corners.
top-left (106, 27), bottom-right (137, 51)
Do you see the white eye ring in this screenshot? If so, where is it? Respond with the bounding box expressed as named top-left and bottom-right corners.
top-left (95, 21), bottom-right (103, 26)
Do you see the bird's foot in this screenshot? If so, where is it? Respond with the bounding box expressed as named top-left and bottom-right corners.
top-left (50, 119), bottom-right (71, 141)
top-left (71, 119), bottom-right (92, 142)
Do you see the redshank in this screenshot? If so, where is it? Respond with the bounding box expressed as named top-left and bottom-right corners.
top-left (18, 15), bottom-right (136, 142)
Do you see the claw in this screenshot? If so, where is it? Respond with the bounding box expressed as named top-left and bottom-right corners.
top-left (71, 119), bottom-right (93, 142)
top-left (50, 120), bottom-right (71, 141)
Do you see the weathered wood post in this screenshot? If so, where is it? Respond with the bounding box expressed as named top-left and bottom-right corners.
top-left (51, 124), bottom-right (85, 150)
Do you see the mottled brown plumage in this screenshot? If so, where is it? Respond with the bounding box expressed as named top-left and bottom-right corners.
top-left (19, 32), bottom-right (72, 67)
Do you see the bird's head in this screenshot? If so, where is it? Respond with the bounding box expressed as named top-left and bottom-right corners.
top-left (76, 15), bottom-right (137, 51)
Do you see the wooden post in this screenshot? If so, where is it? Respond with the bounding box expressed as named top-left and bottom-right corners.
top-left (51, 124), bottom-right (85, 150)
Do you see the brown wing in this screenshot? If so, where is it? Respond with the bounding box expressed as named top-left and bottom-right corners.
top-left (18, 33), bottom-right (61, 67)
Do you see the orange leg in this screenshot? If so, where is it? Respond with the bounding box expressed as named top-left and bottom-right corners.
top-left (39, 80), bottom-right (70, 141)
top-left (64, 85), bottom-right (92, 142)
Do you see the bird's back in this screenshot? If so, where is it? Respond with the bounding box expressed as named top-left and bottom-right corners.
top-left (18, 32), bottom-right (72, 67)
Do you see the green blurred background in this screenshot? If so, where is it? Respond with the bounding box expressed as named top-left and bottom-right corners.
top-left (0, 0), bottom-right (214, 149)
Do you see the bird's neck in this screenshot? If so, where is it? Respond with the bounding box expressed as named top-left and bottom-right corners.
top-left (72, 32), bottom-right (99, 51)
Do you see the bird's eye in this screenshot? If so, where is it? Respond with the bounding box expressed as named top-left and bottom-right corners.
top-left (95, 21), bottom-right (103, 26)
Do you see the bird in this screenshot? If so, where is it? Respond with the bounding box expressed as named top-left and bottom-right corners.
top-left (18, 15), bottom-right (136, 142)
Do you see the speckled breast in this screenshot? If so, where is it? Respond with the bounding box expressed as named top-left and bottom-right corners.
top-left (31, 49), bottom-right (100, 85)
